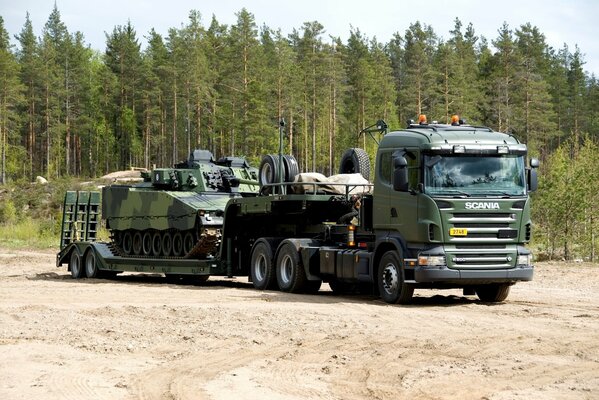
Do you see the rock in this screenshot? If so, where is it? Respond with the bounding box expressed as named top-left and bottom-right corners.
top-left (35, 176), bottom-right (48, 185)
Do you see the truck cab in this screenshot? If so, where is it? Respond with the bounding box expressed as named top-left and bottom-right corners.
top-left (372, 116), bottom-right (538, 301)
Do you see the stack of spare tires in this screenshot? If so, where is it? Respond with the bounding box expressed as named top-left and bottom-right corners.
top-left (258, 148), bottom-right (371, 194)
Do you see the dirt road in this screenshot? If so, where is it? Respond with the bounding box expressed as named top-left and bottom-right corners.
top-left (1, 248), bottom-right (598, 399)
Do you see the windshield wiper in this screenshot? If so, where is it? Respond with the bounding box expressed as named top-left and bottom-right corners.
top-left (433, 190), bottom-right (471, 197)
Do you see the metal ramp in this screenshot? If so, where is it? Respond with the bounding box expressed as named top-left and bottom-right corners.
top-left (60, 191), bottom-right (101, 249)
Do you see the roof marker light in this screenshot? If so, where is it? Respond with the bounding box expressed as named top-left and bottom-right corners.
top-left (450, 115), bottom-right (460, 125)
top-left (453, 145), bottom-right (466, 153)
top-left (497, 146), bottom-right (509, 154)
top-left (418, 114), bottom-right (427, 124)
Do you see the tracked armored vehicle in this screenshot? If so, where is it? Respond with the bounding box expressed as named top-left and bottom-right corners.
top-left (102, 150), bottom-right (259, 260)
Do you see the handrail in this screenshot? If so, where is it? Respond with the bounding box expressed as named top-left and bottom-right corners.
top-left (259, 181), bottom-right (373, 199)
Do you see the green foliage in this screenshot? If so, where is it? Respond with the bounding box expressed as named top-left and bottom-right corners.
top-left (0, 198), bottom-right (17, 224)
top-left (534, 136), bottom-right (599, 261)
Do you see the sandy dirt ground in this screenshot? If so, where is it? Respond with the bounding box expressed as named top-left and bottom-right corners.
top-left (1, 247), bottom-right (598, 400)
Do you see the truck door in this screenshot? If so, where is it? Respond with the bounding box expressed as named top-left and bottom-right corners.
top-left (382, 149), bottom-right (420, 242)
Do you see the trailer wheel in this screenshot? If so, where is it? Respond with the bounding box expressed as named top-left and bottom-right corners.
top-left (84, 249), bottom-right (98, 278)
top-left (377, 250), bottom-right (413, 304)
top-left (250, 241), bottom-right (276, 290)
top-left (475, 284), bottom-right (511, 302)
top-left (276, 243), bottom-right (306, 293)
top-left (339, 148), bottom-right (370, 181)
top-left (69, 251), bottom-right (84, 279)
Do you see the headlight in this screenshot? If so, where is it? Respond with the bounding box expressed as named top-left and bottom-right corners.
top-left (418, 255), bottom-right (446, 267)
top-left (517, 253), bottom-right (532, 266)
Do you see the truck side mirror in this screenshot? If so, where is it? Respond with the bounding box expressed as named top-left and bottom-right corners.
top-left (393, 156), bottom-right (409, 192)
top-left (527, 158), bottom-right (539, 192)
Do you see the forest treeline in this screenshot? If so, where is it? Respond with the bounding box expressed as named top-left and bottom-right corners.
top-left (0, 6), bottom-right (598, 260)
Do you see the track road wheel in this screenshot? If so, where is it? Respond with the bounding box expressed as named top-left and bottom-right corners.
top-left (84, 249), bottom-right (98, 278)
top-left (69, 251), bottom-right (84, 279)
top-left (122, 231), bottom-right (133, 255)
top-left (162, 232), bottom-right (173, 256)
top-left (276, 243), bottom-right (306, 293)
top-left (250, 241), bottom-right (276, 290)
top-left (151, 232), bottom-right (162, 256)
top-left (475, 284), bottom-right (511, 302)
top-left (172, 232), bottom-right (184, 256)
top-left (142, 232), bottom-right (152, 256)
top-left (339, 148), bottom-right (371, 181)
top-left (377, 250), bottom-right (414, 304)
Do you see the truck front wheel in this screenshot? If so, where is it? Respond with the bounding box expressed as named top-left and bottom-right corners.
top-left (251, 241), bottom-right (276, 290)
top-left (276, 243), bottom-right (306, 293)
top-left (475, 284), bottom-right (511, 302)
top-left (378, 251), bottom-right (414, 304)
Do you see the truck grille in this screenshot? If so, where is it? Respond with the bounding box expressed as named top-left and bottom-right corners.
top-left (448, 212), bottom-right (518, 243)
top-left (448, 244), bottom-right (515, 269)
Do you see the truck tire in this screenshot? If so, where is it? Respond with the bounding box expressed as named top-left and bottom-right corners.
top-left (283, 155), bottom-right (299, 182)
top-left (475, 284), bottom-right (511, 302)
top-left (276, 243), bottom-right (306, 293)
top-left (69, 250), bottom-right (84, 279)
top-left (84, 248), bottom-right (98, 278)
top-left (251, 241), bottom-right (276, 290)
top-left (377, 250), bottom-right (414, 304)
top-left (339, 148), bottom-right (370, 181)
top-left (259, 154), bottom-right (279, 194)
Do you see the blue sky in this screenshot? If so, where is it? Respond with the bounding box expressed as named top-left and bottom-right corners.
top-left (2, 0), bottom-right (599, 75)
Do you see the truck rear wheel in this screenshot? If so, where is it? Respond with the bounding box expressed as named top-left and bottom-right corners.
top-left (378, 250), bottom-right (413, 304)
top-left (475, 284), bottom-right (511, 302)
top-left (276, 243), bottom-right (306, 293)
top-left (69, 251), bottom-right (84, 279)
top-left (251, 241), bottom-right (276, 290)
top-left (84, 249), bottom-right (98, 278)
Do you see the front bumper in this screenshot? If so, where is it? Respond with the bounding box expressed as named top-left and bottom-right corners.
top-left (414, 265), bottom-right (533, 284)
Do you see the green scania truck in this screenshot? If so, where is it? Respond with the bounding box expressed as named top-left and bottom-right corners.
top-left (57, 117), bottom-right (538, 304)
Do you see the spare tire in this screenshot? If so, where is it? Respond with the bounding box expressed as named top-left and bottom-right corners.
top-left (259, 154), bottom-right (278, 186)
top-left (283, 155), bottom-right (299, 182)
top-left (339, 148), bottom-right (370, 181)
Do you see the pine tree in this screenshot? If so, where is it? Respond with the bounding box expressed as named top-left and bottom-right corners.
top-left (0, 17), bottom-right (24, 183)
top-left (15, 13), bottom-right (41, 179)
top-left (105, 21), bottom-right (142, 168)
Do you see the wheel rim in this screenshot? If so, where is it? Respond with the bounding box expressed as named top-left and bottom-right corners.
top-left (382, 263), bottom-right (399, 295)
top-left (142, 232), bottom-right (152, 256)
top-left (260, 163), bottom-right (273, 184)
top-left (85, 251), bottom-right (95, 276)
top-left (122, 231), bottom-right (132, 255)
top-left (280, 254), bottom-right (293, 285)
top-left (254, 253), bottom-right (267, 282)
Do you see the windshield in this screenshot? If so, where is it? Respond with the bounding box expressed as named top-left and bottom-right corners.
top-left (424, 154), bottom-right (526, 197)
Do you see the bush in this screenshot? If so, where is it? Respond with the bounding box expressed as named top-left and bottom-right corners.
top-left (0, 200), bottom-right (17, 224)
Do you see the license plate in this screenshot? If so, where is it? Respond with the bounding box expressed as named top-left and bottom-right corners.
top-left (450, 228), bottom-right (468, 236)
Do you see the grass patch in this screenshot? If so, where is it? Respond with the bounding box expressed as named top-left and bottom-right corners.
top-left (0, 219), bottom-right (59, 249)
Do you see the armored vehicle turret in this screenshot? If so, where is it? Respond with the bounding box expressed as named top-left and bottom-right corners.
top-left (102, 150), bottom-right (259, 259)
